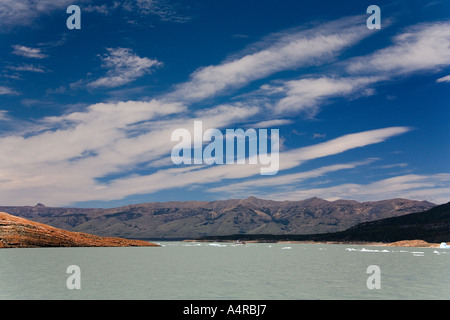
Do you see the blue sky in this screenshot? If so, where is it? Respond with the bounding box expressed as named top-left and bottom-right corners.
top-left (0, 0), bottom-right (449, 207)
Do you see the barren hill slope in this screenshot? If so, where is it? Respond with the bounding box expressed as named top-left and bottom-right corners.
top-left (0, 211), bottom-right (158, 248)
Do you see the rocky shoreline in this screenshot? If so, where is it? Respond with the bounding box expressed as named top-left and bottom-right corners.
top-left (183, 239), bottom-right (440, 248)
top-left (0, 211), bottom-right (159, 248)
top-left (270, 239), bottom-right (440, 247)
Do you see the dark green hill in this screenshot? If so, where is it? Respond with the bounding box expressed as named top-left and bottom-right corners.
top-left (334, 200), bottom-right (450, 243)
top-left (198, 201), bottom-right (450, 243)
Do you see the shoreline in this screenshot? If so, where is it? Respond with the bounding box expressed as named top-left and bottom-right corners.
top-left (183, 239), bottom-right (441, 248)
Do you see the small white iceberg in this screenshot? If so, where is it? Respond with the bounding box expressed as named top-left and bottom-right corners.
top-left (209, 242), bottom-right (226, 247)
top-left (182, 243), bottom-right (202, 246)
top-left (440, 242), bottom-right (450, 249)
top-left (346, 247), bottom-right (390, 253)
top-left (281, 246), bottom-right (292, 250)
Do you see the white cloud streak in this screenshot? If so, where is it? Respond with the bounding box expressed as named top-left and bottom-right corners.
top-left (259, 76), bottom-right (381, 116)
top-left (7, 64), bottom-right (47, 73)
top-left (266, 174), bottom-right (450, 205)
top-left (170, 16), bottom-right (372, 102)
top-left (0, 0), bottom-right (74, 28)
top-left (12, 45), bottom-right (48, 59)
top-left (0, 111), bottom-right (10, 121)
top-left (87, 48), bottom-right (163, 88)
top-left (129, 0), bottom-right (192, 22)
top-left (208, 159), bottom-right (379, 194)
top-left (0, 86), bottom-right (19, 96)
top-left (269, 126), bottom-right (411, 175)
top-left (436, 75), bottom-right (450, 83)
top-left (0, 0), bottom-right (190, 29)
top-left (347, 21), bottom-right (450, 75)
top-left (249, 119), bottom-right (294, 128)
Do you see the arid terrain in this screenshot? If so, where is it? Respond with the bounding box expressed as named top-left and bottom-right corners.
top-left (0, 211), bottom-right (158, 248)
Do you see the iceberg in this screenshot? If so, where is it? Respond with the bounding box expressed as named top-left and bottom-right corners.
top-left (439, 242), bottom-right (449, 249)
top-left (346, 247), bottom-right (390, 253)
top-left (209, 242), bottom-right (226, 247)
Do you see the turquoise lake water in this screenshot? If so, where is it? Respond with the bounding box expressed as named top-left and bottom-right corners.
top-left (0, 242), bottom-right (448, 300)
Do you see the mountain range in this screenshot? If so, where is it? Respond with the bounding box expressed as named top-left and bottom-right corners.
top-left (200, 201), bottom-right (450, 244)
top-left (0, 197), bottom-right (436, 240)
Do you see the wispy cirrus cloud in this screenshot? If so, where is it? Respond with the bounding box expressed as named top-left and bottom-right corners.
top-left (0, 86), bottom-right (19, 96)
top-left (84, 0), bottom-right (194, 22)
top-left (12, 45), bottom-right (48, 59)
top-left (83, 2), bottom-right (120, 15)
top-left (249, 119), bottom-right (294, 129)
top-left (169, 16), bottom-right (372, 102)
top-left (0, 0), bottom-right (74, 29)
top-left (257, 76), bottom-right (381, 116)
top-left (87, 47), bottom-right (162, 88)
top-left (277, 126), bottom-right (411, 171)
top-left (7, 64), bottom-right (47, 73)
top-left (128, 0), bottom-right (193, 23)
top-left (0, 111), bottom-right (10, 121)
top-left (208, 159), bottom-right (379, 195)
top-left (347, 21), bottom-right (450, 75)
top-left (0, 0), bottom-right (190, 30)
top-left (436, 75), bottom-right (450, 83)
top-left (265, 174), bottom-right (450, 205)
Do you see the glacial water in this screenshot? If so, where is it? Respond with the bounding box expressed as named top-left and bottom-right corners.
top-left (0, 242), bottom-right (448, 300)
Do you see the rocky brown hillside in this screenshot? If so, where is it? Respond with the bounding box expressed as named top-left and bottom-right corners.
top-left (0, 197), bottom-right (436, 239)
top-left (0, 211), bottom-right (158, 248)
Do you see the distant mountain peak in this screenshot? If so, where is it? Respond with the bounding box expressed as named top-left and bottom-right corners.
top-left (239, 196), bottom-right (264, 206)
top-left (35, 203), bottom-right (46, 207)
top-left (301, 197), bottom-right (330, 205)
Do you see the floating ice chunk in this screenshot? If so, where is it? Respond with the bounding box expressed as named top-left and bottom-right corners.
top-left (281, 247), bottom-right (292, 250)
top-left (362, 248), bottom-right (389, 252)
top-left (346, 247), bottom-right (390, 253)
top-left (440, 242), bottom-right (449, 249)
top-left (209, 243), bottom-right (226, 247)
